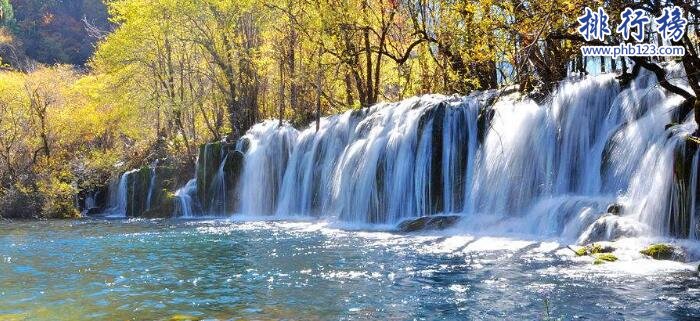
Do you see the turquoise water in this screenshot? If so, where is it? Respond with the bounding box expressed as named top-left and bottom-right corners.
top-left (1, 219), bottom-right (699, 320)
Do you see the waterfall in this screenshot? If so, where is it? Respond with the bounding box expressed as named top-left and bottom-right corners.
top-left (209, 154), bottom-right (228, 216)
top-left (238, 121), bottom-right (298, 216)
top-left (84, 194), bottom-right (96, 210)
top-left (173, 63), bottom-right (700, 241)
top-left (103, 163), bottom-right (165, 218)
top-left (174, 179), bottom-right (198, 218)
top-left (104, 169), bottom-right (137, 218)
top-left (690, 149), bottom-right (700, 240)
top-left (146, 160), bottom-right (159, 210)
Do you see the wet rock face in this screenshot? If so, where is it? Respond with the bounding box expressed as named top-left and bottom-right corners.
top-left (669, 142), bottom-right (696, 238)
top-left (196, 142), bottom-right (246, 214)
top-left (142, 190), bottom-right (176, 218)
top-left (397, 215), bottom-right (461, 232)
top-left (125, 166), bottom-right (152, 217)
top-left (77, 185), bottom-right (108, 214)
top-left (223, 150), bottom-right (245, 213)
top-left (120, 160), bottom-right (179, 218)
top-left (606, 203), bottom-right (623, 215)
top-left (196, 142), bottom-right (224, 210)
top-left (237, 137), bottom-right (251, 154)
top-left (477, 108), bottom-right (495, 143)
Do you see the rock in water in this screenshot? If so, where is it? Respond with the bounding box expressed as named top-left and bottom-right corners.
top-left (639, 243), bottom-right (687, 262)
top-left (397, 215), bottom-right (461, 232)
top-left (572, 242), bottom-right (615, 256)
top-left (606, 203), bottom-right (623, 215)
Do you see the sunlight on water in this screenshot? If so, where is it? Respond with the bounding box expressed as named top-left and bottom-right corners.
top-left (0, 219), bottom-right (698, 320)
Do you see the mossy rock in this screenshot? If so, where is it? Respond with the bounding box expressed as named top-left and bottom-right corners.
top-left (142, 191), bottom-right (176, 218)
top-left (573, 243), bottom-right (615, 256)
top-left (196, 142), bottom-right (224, 207)
top-left (593, 253), bottom-right (618, 265)
top-left (196, 141), bottom-right (244, 213)
top-left (640, 243), bottom-right (679, 260)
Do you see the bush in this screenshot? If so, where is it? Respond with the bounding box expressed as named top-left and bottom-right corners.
top-left (0, 182), bottom-right (42, 218)
top-left (38, 177), bottom-right (79, 219)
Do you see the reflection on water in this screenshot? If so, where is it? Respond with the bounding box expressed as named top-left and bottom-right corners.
top-left (0, 219), bottom-right (699, 320)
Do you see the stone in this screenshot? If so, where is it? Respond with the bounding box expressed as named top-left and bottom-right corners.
top-left (141, 190), bottom-right (176, 218)
top-left (196, 142), bottom-right (223, 211)
top-left (237, 137), bottom-right (251, 153)
top-left (639, 243), bottom-right (686, 262)
top-left (397, 215), bottom-right (461, 232)
top-left (223, 150), bottom-right (245, 213)
top-left (571, 242), bottom-right (615, 256)
top-left (606, 203), bottom-right (622, 215)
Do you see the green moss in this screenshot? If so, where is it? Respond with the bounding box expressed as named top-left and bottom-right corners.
top-left (574, 247), bottom-right (587, 256)
top-left (593, 253), bottom-right (618, 264)
top-left (640, 243), bottom-right (675, 260)
top-left (573, 243), bottom-right (612, 256)
top-left (168, 315), bottom-right (201, 321)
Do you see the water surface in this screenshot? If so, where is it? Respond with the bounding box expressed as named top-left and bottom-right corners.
top-left (0, 219), bottom-right (699, 320)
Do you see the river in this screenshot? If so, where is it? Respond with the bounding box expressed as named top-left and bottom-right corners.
top-left (1, 218), bottom-right (699, 320)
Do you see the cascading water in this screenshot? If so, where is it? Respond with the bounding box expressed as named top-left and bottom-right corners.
top-left (104, 169), bottom-right (136, 218)
top-left (209, 154), bottom-right (228, 216)
top-left (174, 63), bottom-right (700, 242)
top-left (146, 160), bottom-right (159, 210)
top-left (174, 179), bottom-right (198, 218)
top-left (238, 122), bottom-right (298, 216)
